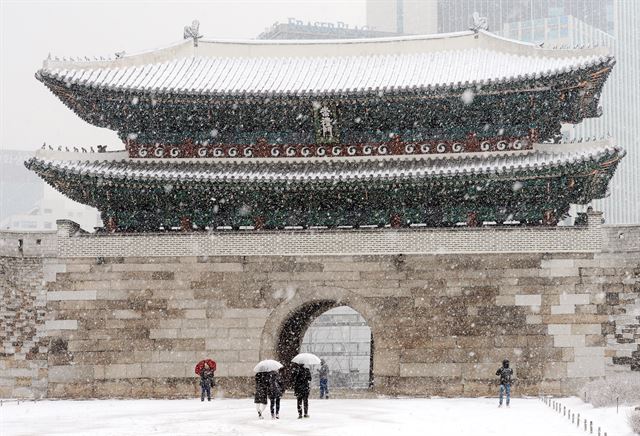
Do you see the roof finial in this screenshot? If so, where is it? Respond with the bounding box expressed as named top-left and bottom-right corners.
top-left (115, 51), bottom-right (126, 59)
top-left (470, 12), bottom-right (488, 32)
top-left (184, 19), bottom-right (203, 47)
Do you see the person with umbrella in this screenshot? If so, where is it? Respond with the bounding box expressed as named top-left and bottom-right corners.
top-left (194, 359), bottom-right (216, 402)
top-left (268, 369), bottom-right (284, 419)
top-left (292, 362), bottom-right (312, 418)
top-left (253, 359), bottom-right (282, 419)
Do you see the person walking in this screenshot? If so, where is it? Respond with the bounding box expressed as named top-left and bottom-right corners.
top-left (292, 362), bottom-right (312, 418)
top-left (268, 369), bottom-right (284, 419)
top-left (254, 371), bottom-right (269, 419)
top-left (199, 362), bottom-right (215, 402)
top-left (496, 359), bottom-right (514, 407)
top-left (318, 359), bottom-right (329, 399)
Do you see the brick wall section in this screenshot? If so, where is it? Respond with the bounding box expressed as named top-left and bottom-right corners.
top-left (0, 231), bottom-right (56, 257)
top-left (56, 212), bottom-right (603, 258)
top-left (601, 225), bottom-right (640, 253)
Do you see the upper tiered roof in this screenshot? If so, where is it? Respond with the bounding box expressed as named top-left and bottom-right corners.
top-left (38, 30), bottom-right (612, 97)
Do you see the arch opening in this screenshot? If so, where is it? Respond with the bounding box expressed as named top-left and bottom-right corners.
top-left (275, 300), bottom-right (373, 391)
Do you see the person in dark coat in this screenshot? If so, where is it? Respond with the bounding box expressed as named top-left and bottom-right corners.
top-left (254, 372), bottom-right (269, 419)
top-left (496, 359), bottom-right (514, 407)
top-left (199, 363), bottom-right (215, 402)
top-left (268, 369), bottom-right (284, 419)
top-left (292, 363), bottom-right (312, 418)
top-left (318, 359), bottom-right (329, 399)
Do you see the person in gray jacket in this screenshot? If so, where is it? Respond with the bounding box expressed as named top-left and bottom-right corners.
top-left (318, 359), bottom-right (329, 399)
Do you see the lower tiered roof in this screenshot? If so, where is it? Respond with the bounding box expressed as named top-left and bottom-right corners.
top-left (26, 141), bottom-right (624, 231)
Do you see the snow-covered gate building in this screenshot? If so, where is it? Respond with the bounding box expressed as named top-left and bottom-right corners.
top-left (1, 26), bottom-right (638, 399)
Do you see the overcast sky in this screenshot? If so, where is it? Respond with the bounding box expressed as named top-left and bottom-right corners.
top-left (0, 0), bottom-right (367, 151)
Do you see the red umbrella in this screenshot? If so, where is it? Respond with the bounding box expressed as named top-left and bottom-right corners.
top-left (195, 359), bottom-right (217, 375)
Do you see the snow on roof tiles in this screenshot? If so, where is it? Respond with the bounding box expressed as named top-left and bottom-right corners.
top-left (38, 31), bottom-right (612, 96)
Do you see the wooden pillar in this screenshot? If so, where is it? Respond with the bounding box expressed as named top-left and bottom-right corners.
top-left (390, 213), bottom-right (403, 228)
top-left (542, 210), bottom-right (557, 226)
top-left (466, 211), bottom-right (479, 227)
top-left (180, 216), bottom-right (192, 232)
top-left (106, 216), bottom-right (118, 233)
top-left (253, 215), bottom-right (265, 230)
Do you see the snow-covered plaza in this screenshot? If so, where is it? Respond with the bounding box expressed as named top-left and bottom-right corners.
top-left (3, 397), bottom-right (636, 436)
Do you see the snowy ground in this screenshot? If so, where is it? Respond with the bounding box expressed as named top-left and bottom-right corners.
top-left (2, 397), bottom-right (636, 436)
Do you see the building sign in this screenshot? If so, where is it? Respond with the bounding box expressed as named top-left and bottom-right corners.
top-left (313, 103), bottom-right (339, 144)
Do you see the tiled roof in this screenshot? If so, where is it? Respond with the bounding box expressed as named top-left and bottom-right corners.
top-left (26, 142), bottom-right (624, 185)
top-left (37, 30), bottom-right (613, 96)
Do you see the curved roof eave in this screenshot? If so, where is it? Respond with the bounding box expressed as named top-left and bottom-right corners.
top-left (40, 29), bottom-right (612, 72)
top-left (25, 141), bottom-right (624, 185)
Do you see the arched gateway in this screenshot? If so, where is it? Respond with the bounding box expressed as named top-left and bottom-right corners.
top-left (259, 291), bottom-right (380, 389)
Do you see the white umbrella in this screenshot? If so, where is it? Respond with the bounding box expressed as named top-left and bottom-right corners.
top-left (291, 353), bottom-right (321, 365)
top-left (253, 359), bottom-right (283, 373)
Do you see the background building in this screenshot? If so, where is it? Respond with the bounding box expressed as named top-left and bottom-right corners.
top-left (301, 307), bottom-right (372, 389)
top-left (436, 0), bottom-right (613, 34)
top-left (0, 149), bottom-right (101, 231)
top-left (366, 0), bottom-right (638, 224)
top-left (366, 0), bottom-right (437, 34)
top-left (258, 17), bottom-right (396, 39)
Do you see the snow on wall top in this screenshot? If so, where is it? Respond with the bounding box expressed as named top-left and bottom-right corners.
top-left (37, 30), bottom-right (612, 96)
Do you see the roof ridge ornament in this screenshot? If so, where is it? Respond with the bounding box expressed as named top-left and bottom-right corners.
top-left (184, 19), bottom-right (203, 47)
top-left (470, 12), bottom-right (488, 32)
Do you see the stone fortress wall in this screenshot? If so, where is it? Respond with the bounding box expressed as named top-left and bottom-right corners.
top-left (1, 214), bottom-right (638, 399)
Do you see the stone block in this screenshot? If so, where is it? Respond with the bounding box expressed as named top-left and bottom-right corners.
top-left (553, 334), bottom-right (585, 348)
top-left (104, 364), bottom-right (141, 379)
top-left (141, 362), bottom-right (186, 378)
top-left (526, 315), bottom-right (542, 324)
top-left (184, 309), bottom-right (206, 319)
top-left (45, 320), bottom-right (78, 330)
top-left (559, 294), bottom-right (590, 306)
top-left (495, 295), bottom-right (514, 306)
top-left (551, 305), bottom-right (575, 315)
top-left (205, 338), bottom-right (260, 351)
top-left (373, 350), bottom-right (400, 376)
top-left (399, 363), bottom-right (462, 377)
top-left (238, 350), bottom-right (260, 362)
top-left (547, 324), bottom-right (571, 335)
top-left (149, 329), bottom-right (178, 339)
top-left (573, 347), bottom-right (604, 357)
top-left (514, 294), bottom-right (541, 306)
top-left (541, 259), bottom-right (575, 269)
top-left (543, 362), bottom-right (567, 379)
top-left (567, 356), bottom-right (605, 378)
top-left (48, 291), bottom-right (97, 301)
top-left (226, 362), bottom-right (257, 376)
top-left (247, 318), bottom-right (267, 328)
top-left (48, 365), bottom-right (93, 382)
top-left (229, 328), bottom-right (262, 339)
top-left (571, 324), bottom-right (602, 335)
top-left (96, 290), bottom-right (129, 300)
top-left (112, 310), bottom-right (141, 319)
top-left (462, 363), bottom-right (496, 379)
